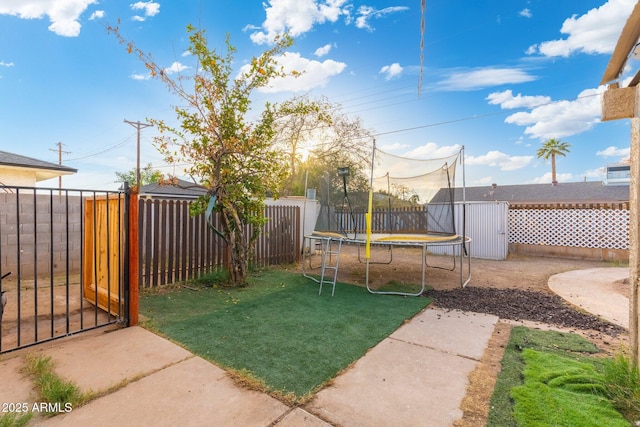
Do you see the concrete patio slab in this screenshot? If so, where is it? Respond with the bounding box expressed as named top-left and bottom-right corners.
top-left (391, 308), bottom-right (498, 360)
top-left (306, 308), bottom-right (498, 427)
top-left (36, 326), bottom-right (193, 393)
top-left (274, 408), bottom-right (332, 426)
top-left (0, 355), bottom-right (33, 406)
top-left (38, 356), bottom-right (290, 427)
top-left (307, 337), bottom-right (478, 427)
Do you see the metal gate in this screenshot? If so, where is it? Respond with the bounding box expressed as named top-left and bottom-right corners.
top-left (0, 186), bottom-right (130, 353)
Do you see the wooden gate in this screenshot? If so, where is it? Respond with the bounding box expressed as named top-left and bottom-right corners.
top-left (83, 194), bottom-right (126, 317)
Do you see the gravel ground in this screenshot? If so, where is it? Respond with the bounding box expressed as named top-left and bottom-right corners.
top-left (424, 286), bottom-right (626, 336)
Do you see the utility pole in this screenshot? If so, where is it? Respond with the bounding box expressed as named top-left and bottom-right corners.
top-left (124, 119), bottom-right (152, 190)
top-left (49, 142), bottom-right (70, 193)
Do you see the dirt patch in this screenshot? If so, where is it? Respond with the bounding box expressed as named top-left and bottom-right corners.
top-left (612, 277), bottom-right (630, 298)
top-left (454, 321), bottom-right (512, 427)
top-left (307, 244), bottom-right (630, 425)
top-left (325, 243), bottom-right (619, 292)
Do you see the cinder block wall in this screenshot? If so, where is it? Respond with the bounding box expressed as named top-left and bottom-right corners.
top-left (0, 193), bottom-right (83, 279)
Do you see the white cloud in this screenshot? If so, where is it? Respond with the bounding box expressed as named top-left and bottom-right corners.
top-left (379, 63), bottom-right (403, 80)
top-left (0, 61), bottom-right (14, 67)
top-left (378, 142), bottom-right (410, 152)
top-left (503, 86), bottom-right (604, 140)
top-left (355, 5), bottom-right (408, 31)
top-left (250, 0), bottom-right (348, 44)
top-left (596, 146), bottom-right (630, 157)
top-left (529, 0), bottom-right (635, 57)
top-left (514, 136), bottom-right (532, 148)
top-left (519, 8), bottom-right (532, 18)
top-left (0, 0), bottom-right (98, 37)
top-left (130, 1), bottom-right (160, 22)
top-left (314, 43), bottom-right (332, 57)
top-left (88, 10), bottom-right (104, 20)
top-left (530, 172), bottom-right (573, 184)
top-left (403, 143), bottom-right (462, 159)
top-left (486, 90), bottom-right (552, 109)
top-left (438, 67), bottom-right (537, 91)
top-left (242, 52), bottom-right (346, 93)
top-left (163, 61), bottom-right (189, 75)
top-left (466, 150), bottom-right (534, 171)
top-left (583, 167), bottom-right (606, 179)
top-left (472, 176), bottom-right (495, 186)
top-left (130, 73), bottom-right (150, 80)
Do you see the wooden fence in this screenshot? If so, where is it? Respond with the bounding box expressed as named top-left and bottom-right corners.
top-left (138, 199), bottom-right (300, 288)
top-left (335, 205), bottom-right (455, 234)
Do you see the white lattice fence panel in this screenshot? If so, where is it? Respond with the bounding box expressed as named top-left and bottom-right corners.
top-left (508, 208), bottom-right (629, 249)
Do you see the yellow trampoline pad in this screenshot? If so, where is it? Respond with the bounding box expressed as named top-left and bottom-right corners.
top-left (372, 234), bottom-right (460, 243)
top-left (310, 231), bottom-right (347, 239)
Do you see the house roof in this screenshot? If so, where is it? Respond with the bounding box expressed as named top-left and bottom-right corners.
top-left (0, 150), bottom-right (77, 173)
top-left (138, 178), bottom-right (207, 199)
top-left (431, 181), bottom-right (629, 204)
top-left (0, 150), bottom-right (77, 182)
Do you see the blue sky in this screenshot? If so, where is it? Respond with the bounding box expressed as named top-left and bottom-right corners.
top-left (0, 0), bottom-right (636, 190)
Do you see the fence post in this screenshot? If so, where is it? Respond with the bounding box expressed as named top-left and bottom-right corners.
top-left (128, 188), bottom-right (140, 326)
top-left (295, 206), bottom-right (301, 262)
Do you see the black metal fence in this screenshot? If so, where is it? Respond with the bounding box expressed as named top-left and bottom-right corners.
top-left (0, 186), bottom-right (129, 354)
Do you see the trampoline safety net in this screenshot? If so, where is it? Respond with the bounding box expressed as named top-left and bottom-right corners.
top-left (308, 147), bottom-right (462, 239)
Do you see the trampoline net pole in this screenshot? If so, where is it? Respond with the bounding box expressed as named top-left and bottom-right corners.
top-left (366, 138), bottom-right (376, 259)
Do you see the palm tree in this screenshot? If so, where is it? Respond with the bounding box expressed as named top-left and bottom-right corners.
top-left (537, 138), bottom-right (571, 185)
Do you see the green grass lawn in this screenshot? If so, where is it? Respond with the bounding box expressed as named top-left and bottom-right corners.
top-left (488, 327), bottom-right (631, 427)
top-left (140, 268), bottom-right (431, 401)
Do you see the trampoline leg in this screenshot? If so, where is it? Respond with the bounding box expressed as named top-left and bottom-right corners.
top-left (366, 243), bottom-right (425, 297)
top-left (461, 239), bottom-right (472, 288)
top-left (358, 243), bottom-right (393, 265)
top-left (302, 236), bottom-right (319, 282)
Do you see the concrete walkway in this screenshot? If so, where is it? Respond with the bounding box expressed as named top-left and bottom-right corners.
top-left (0, 266), bottom-right (628, 427)
top-left (548, 267), bottom-right (629, 329)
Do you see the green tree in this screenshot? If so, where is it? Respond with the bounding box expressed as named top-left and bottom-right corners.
top-left (273, 94), bottom-right (333, 180)
top-left (536, 138), bottom-right (571, 185)
top-left (114, 163), bottom-right (162, 187)
top-left (275, 95), bottom-right (373, 197)
top-left (109, 25), bottom-right (306, 285)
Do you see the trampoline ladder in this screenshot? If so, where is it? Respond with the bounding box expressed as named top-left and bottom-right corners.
top-left (318, 238), bottom-right (343, 296)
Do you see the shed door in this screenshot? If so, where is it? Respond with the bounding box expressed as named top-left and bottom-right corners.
top-left (462, 202), bottom-right (508, 260)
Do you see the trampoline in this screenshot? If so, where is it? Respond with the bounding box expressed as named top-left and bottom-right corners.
top-left (302, 141), bottom-right (471, 296)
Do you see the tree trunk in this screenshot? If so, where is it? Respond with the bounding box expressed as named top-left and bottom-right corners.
top-left (221, 205), bottom-right (249, 285)
top-left (551, 154), bottom-right (558, 185)
top-left (227, 233), bottom-right (248, 284)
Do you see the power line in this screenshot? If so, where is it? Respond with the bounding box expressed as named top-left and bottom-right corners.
top-left (66, 134), bottom-right (136, 161)
top-left (371, 92), bottom-right (603, 138)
